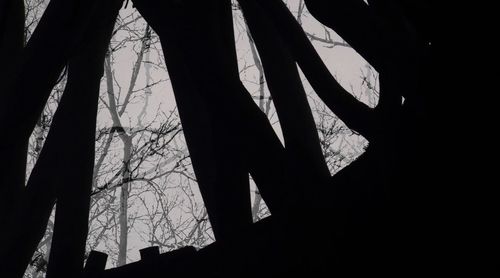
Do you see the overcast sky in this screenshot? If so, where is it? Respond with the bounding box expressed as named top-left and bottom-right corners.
top-left (90, 1), bottom-right (378, 267)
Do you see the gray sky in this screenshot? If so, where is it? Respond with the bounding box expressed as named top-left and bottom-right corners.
top-left (74, 1), bottom-right (377, 268)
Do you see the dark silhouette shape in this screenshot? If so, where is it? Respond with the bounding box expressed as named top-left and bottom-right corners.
top-left (133, 0), bottom-right (302, 240)
top-left (239, 0), bottom-right (332, 186)
top-left (139, 247), bottom-right (160, 260)
top-left (0, 0), bottom-right (434, 276)
top-left (249, 0), bottom-right (379, 139)
top-left (83, 251), bottom-right (108, 276)
top-left (44, 2), bottom-right (121, 277)
top-left (0, 0), bottom-right (121, 277)
top-left (0, 0), bottom-right (26, 216)
top-left (0, 0), bottom-right (96, 210)
top-left (132, 0), bottom-right (253, 241)
top-left (82, 246), bottom-right (196, 278)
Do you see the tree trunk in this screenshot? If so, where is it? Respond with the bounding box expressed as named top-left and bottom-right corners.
top-left (117, 137), bottom-right (132, 267)
top-left (102, 24), bottom-right (154, 266)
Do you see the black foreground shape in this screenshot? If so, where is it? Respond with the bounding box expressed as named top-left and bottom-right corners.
top-left (0, 0), bottom-right (437, 277)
